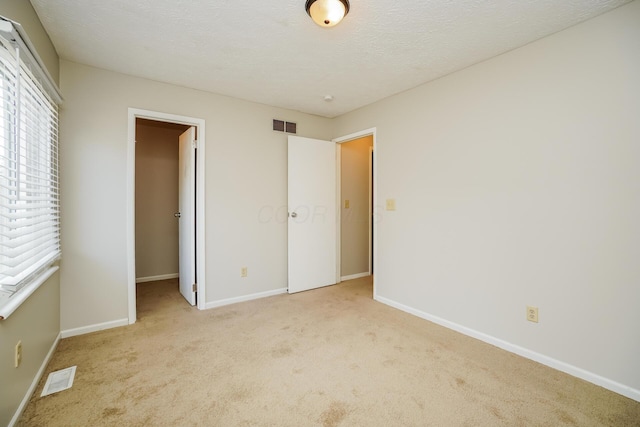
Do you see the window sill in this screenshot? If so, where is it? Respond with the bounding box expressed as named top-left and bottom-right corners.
top-left (0, 266), bottom-right (59, 320)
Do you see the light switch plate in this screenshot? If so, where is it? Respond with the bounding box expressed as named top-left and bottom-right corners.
top-left (386, 199), bottom-right (396, 211)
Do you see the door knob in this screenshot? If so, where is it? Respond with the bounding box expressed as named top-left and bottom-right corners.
top-left (290, 212), bottom-right (297, 218)
top-left (174, 212), bottom-right (181, 218)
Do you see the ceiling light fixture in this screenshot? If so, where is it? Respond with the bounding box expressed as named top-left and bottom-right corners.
top-left (305, 0), bottom-right (350, 28)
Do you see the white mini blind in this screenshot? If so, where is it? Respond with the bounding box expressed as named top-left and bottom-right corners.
top-left (0, 18), bottom-right (60, 294)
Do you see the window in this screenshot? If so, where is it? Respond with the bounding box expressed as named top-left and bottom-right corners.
top-left (0, 18), bottom-right (61, 315)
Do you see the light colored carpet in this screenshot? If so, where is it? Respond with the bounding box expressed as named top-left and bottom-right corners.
top-left (19, 277), bottom-right (640, 426)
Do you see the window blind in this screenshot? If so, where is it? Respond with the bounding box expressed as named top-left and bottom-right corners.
top-left (0, 18), bottom-right (61, 295)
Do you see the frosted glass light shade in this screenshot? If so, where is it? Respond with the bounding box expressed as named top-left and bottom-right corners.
top-left (306, 0), bottom-right (350, 28)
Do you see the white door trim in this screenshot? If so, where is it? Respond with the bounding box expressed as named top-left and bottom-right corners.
top-left (333, 128), bottom-right (377, 297)
top-left (127, 108), bottom-right (207, 323)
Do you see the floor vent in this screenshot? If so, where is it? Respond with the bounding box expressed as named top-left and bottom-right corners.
top-left (41, 366), bottom-right (77, 396)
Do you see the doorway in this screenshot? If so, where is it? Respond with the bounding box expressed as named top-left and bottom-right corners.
top-left (127, 109), bottom-right (207, 324)
top-left (335, 128), bottom-right (377, 297)
top-left (134, 118), bottom-right (189, 284)
top-left (338, 135), bottom-right (373, 281)
top-left (286, 129), bottom-right (377, 297)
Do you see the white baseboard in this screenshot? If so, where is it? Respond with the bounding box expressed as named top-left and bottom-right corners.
top-left (61, 318), bottom-right (129, 338)
top-left (205, 288), bottom-right (287, 310)
top-left (135, 273), bottom-right (179, 283)
top-left (341, 272), bottom-right (370, 282)
top-left (9, 332), bottom-right (61, 427)
top-left (375, 295), bottom-right (640, 403)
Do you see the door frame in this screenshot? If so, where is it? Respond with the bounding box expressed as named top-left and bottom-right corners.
top-left (127, 108), bottom-right (207, 323)
top-left (333, 128), bottom-right (377, 297)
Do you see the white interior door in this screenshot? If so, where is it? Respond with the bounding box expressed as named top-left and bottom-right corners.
top-left (178, 127), bottom-right (196, 305)
top-left (288, 135), bottom-right (337, 293)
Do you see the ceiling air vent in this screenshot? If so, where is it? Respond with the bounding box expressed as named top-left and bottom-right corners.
top-left (273, 119), bottom-right (297, 134)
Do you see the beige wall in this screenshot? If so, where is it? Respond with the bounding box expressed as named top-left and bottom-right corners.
top-left (334, 1), bottom-right (640, 395)
top-left (12, 0), bottom-right (634, 406)
top-left (0, 2), bottom-right (60, 424)
top-left (0, 271), bottom-right (60, 427)
top-left (135, 120), bottom-right (186, 279)
top-left (59, 60), bottom-right (334, 331)
top-left (0, 0), bottom-right (59, 84)
top-left (340, 136), bottom-right (372, 277)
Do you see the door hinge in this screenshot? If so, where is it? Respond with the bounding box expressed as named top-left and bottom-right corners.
top-left (192, 139), bottom-right (198, 149)
top-left (192, 283), bottom-right (197, 292)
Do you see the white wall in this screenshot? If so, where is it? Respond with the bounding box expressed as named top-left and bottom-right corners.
top-left (334, 1), bottom-right (640, 397)
top-left (59, 60), bottom-right (334, 331)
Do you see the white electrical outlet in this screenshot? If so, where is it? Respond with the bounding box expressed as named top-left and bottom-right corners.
top-left (526, 306), bottom-right (539, 323)
top-left (241, 267), bottom-right (248, 278)
top-left (15, 341), bottom-right (22, 368)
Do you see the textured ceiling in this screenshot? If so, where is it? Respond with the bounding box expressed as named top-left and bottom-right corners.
top-left (30, 0), bottom-right (631, 118)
